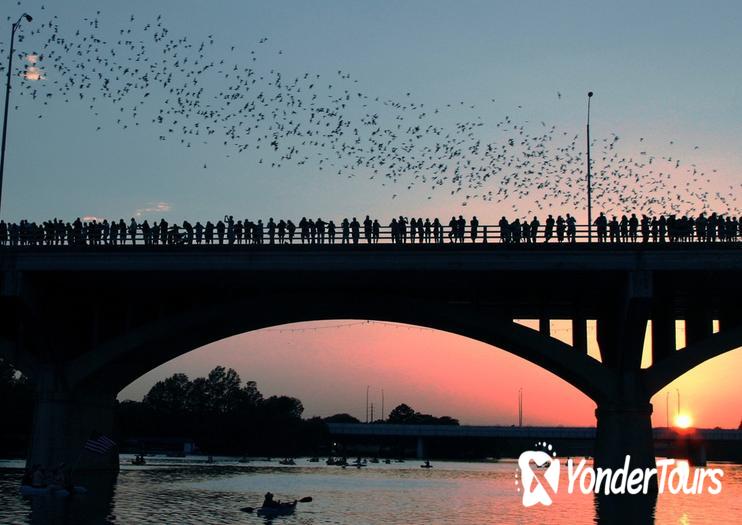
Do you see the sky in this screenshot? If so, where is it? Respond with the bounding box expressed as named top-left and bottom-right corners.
top-left (2, 1), bottom-right (740, 428)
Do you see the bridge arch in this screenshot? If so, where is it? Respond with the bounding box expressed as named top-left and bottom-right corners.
top-left (66, 291), bottom-right (615, 403)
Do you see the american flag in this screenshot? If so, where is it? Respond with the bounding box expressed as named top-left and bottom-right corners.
top-left (84, 433), bottom-right (116, 455)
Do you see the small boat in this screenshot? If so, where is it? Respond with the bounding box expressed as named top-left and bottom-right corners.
top-left (131, 454), bottom-right (146, 466)
top-left (279, 458), bottom-right (296, 465)
top-left (420, 460), bottom-right (433, 469)
top-left (255, 501), bottom-right (297, 517)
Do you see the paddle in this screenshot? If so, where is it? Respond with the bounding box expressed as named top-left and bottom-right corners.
top-left (241, 496), bottom-right (312, 513)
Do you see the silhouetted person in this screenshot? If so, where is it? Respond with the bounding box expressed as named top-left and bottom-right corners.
top-left (640, 215), bottom-right (650, 243)
top-left (620, 215), bottom-right (629, 243)
top-left (341, 218), bottom-right (350, 244)
top-left (287, 220), bottom-right (296, 244)
top-left (566, 214), bottom-right (576, 243)
top-left (498, 216), bottom-right (509, 243)
top-left (448, 216), bottom-right (457, 243)
top-left (268, 218), bottom-right (276, 244)
top-left (277, 220), bottom-right (286, 244)
top-left (328, 220), bottom-right (336, 244)
top-left (609, 216), bottom-right (620, 243)
top-left (350, 217), bottom-right (360, 244)
top-left (363, 215), bottom-right (372, 244)
top-left (316, 218), bottom-right (326, 244)
top-left (470, 216), bottom-right (479, 243)
top-left (556, 215), bottom-right (565, 242)
top-left (433, 218), bottom-right (442, 243)
top-left (629, 213), bottom-right (639, 242)
top-left (544, 214), bottom-right (554, 242)
top-left (530, 216), bottom-right (540, 243)
top-left (594, 212), bottom-right (607, 242)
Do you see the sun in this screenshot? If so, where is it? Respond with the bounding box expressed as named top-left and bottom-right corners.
top-left (674, 414), bottom-right (693, 429)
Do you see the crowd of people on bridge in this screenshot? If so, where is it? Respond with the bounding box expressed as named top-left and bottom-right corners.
top-left (0, 212), bottom-right (738, 247)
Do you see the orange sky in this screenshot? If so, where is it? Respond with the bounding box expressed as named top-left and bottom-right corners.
top-left (119, 320), bottom-right (741, 430)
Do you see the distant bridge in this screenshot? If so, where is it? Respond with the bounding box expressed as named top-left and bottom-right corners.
top-left (327, 423), bottom-right (742, 463)
top-left (327, 422), bottom-right (742, 441)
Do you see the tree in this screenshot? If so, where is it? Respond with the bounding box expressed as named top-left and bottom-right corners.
top-left (143, 373), bottom-right (191, 414)
top-left (324, 413), bottom-right (361, 424)
top-left (262, 395), bottom-right (304, 419)
top-left (387, 403), bottom-right (459, 425)
top-left (204, 366), bottom-right (242, 413)
top-left (388, 403), bottom-right (416, 423)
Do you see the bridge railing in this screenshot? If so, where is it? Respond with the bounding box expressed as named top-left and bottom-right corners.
top-left (0, 223), bottom-right (739, 247)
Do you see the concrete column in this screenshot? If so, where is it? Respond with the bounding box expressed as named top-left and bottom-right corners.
top-left (538, 318), bottom-right (550, 336)
top-left (572, 317), bottom-right (587, 354)
top-left (651, 308), bottom-right (676, 364)
top-left (685, 311), bottom-right (713, 346)
top-left (27, 367), bottom-right (119, 472)
top-left (416, 437), bottom-right (426, 459)
top-left (594, 400), bottom-right (655, 474)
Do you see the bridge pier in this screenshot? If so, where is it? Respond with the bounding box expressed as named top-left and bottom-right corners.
top-left (416, 437), bottom-right (426, 459)
top-left (27, 366), bottom-right (118, 472)
top-left (594, 399), bottom-right (655, 473)
top-left (593, 272), bottom-right (656, 476)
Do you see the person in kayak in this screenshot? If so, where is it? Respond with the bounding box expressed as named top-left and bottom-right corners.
top-left (262, 492), bottom-right (296, 509)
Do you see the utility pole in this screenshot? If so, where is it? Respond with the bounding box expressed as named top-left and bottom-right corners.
top-left (586, 91), bottom-right (594, 242)
top-left (381, 389), bottom-right (385, 422)
top-left (0, 13), bottom-right (33, 217)
top-left (370, 403), bottom-right (374, 423)
top-left (365, 385), bottom-right (370, 423)
top-left (518, 387), bottom-right (523, 427)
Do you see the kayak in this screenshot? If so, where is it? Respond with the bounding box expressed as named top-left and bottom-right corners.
top-left (255, 502), bottom-right (297, 516)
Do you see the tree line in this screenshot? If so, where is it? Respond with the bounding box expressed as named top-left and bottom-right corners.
top-left (0, 360), bottom-right (458, 457)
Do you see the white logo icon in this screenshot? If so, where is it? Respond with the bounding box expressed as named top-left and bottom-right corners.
top-left (517, 444), bottom-right (560, 507)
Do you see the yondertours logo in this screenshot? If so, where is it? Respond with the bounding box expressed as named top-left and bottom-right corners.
top-left (515, 442), bottom-right (724, 507)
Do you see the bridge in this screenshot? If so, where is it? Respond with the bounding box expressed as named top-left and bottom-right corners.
top-left (0, 242), bottom-right (740, 473)
top-left (327, 423), bottom-right (742, 463)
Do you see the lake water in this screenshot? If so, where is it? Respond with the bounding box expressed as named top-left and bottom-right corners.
top-left (1, 456), bottom-right (740, 524)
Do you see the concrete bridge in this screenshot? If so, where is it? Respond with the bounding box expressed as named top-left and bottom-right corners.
top-left (327, 423), bottom-right (742, 462)
top-left (0, 243), bottom-right (740, 472)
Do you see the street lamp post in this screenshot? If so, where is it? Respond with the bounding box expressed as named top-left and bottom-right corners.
top-left (0, 13), bottom-right (33, 218)
top-left (586, 91), bottom-right (594, 242)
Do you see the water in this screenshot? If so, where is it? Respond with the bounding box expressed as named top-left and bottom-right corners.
top-left (1, 456), bottom-right (740, 524)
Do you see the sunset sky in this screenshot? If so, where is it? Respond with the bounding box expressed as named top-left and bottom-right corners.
top-left (3, 1), bottom-right (740, 428)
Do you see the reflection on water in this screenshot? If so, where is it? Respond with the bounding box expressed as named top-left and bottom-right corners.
top-left (0, 457), bottom-right (740, 524)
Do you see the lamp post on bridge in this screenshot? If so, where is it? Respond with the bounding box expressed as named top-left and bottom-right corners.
top-left (0, 13), bottom-right (33, 218)
top-left (586, 91), bottom-right (594, 242)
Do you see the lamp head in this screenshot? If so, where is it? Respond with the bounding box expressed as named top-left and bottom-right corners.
top-left (24, 14), bottom-right (33, 22)
top-left (588, 91), bottom-right (594, 98)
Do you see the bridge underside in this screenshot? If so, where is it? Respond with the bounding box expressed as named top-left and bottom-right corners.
top-left (0, 247), bottom-right (739, 473)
